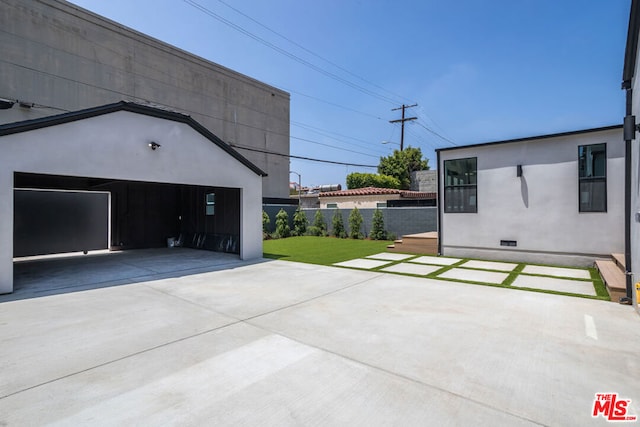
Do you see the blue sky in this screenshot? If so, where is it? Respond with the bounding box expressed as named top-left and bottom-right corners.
top-left (69, 0), bottom-right (630, 188)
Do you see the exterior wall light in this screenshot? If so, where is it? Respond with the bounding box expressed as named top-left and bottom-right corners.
top-left (517, 164), bottom-right (523, 177)
top-left (148, 141), bottom-right (161, 150)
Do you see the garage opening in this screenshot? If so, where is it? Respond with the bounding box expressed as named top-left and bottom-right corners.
top-left (14, 172), bottom-right (241, 257)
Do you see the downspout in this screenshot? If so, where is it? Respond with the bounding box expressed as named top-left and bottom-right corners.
top-left (623, 81), bottom-right (634, 302)
top-left (436, 150), bottom-right (443, 255)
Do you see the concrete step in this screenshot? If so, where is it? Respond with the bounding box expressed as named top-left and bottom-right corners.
top-left (595, 259), bottom-right (626, 302)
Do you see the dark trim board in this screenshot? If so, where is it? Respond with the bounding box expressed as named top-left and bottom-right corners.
top-left (435, 125), bottom-right (622, 153)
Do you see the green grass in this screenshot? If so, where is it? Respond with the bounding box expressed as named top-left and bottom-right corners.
top-left (263, 236), bottom-right (392, 265)
top-left (263, 237), bottom-right (612, 302)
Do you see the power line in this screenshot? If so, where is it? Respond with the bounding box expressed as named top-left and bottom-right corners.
top-left (182, 0), bottom-right (400, 105)
top-left (231, 143), bottom-right (377, 167)
top-left (415, 121), bottom-right (457, 146)
top-left (284, 87), bottom-right (384, 120)
top-left (211, 0), bottom-right (413, 106)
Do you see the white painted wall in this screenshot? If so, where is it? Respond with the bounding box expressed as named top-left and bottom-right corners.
top-left (0, 110), bottom-right (263, 293)
top-left (439, 128), bottom-right (624, 266)
top-left (319, 194), bottom-right (400, 209)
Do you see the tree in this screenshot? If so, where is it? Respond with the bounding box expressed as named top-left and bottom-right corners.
top-left (262, 210), bottom-right (270, 233)
top-left (293, 208), bottom-right (308, 236)
top-left (275, 208), bottom-right (290, 238)
top-left (331, 209), bottom-right (346, 238)
top-left (370, 208), bottom-right (387, 240)
top-left (346, 172), bottom-right (400, 189)
top-left (310, 210), bottom-right (327, 236)
top-left (378, 146), bottom-right (429, 190)
top-left (348, 207), bottom-right (364, 239)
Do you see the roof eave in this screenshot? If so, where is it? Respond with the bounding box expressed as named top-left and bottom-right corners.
top-left (0, 101), bottom-right (267, 177)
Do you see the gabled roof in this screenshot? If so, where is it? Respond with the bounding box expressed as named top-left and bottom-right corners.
top-left (435, 124), bottom-right (622, 153)
top-left (0, 101), bottom-right (267, 176)
top-left (319, 186), bottom-right (436, 199)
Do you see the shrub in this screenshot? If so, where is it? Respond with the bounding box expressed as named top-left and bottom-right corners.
top-left (293, 208), bottom-right (308, 236)
top-left (348, 207), bottom-right (364, 239)
top-left (306, 225), bottom-right (326, 237)
top-left (370, 208), bottom-right (387, 240)
top-left (262, 210), bottom-right (270, 233)
top-left (331, 209), bottom-right (345, 238)
top-left (346, 172), bottom-right (401, 189)
top-left (275, 208), bottom-right (290, 238)
top-left (313, 210), bottom-right (327, 234)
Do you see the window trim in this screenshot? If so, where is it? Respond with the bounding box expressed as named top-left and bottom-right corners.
top-left (443, 157), bottom-right (478, 213)
top-left (578, 143), bottom-right (607, 213)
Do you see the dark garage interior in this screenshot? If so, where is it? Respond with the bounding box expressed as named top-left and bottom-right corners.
top-left (14, 172), bottom-right (241, 257)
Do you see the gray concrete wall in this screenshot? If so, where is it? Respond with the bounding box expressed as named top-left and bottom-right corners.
top-left (0, 0), bottom-right (290, 198)
top-left (410, 170), bottom-right (437, 192)
top-left (263, 205), bottom-right (437, 238)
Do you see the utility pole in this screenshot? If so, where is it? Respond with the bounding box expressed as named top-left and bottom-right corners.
top-left (389, 104), bottom-right (417, 151)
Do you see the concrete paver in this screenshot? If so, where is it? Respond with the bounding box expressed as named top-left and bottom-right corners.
top-left (521, 265), bottom-right (592, 279)
top-left (333, 258), bottom-right (390, 270)
top-left (365, 252), bottom-right (415, 261)
top-left (409, 255), bottom-right (461, 266)
top-left (459, 259), bottom-right (519, 271)
top-left (1, 255), bottom-right (639, 426)
top-left (381, 263), bottom-right (443, 276)
top-left (437, 267), bottom-right (510, 284)
top-left (512, 275), bottom-right (597, 296)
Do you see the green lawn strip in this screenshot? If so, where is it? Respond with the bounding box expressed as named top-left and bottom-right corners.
top-left (264, 239), bottom-right (610, 301)
top-left (589, 267), bottom-right (610, 299)
top-left (263, 236), bottom-right (393, 265)
top-left (502, 264), bottom-right (526, 286)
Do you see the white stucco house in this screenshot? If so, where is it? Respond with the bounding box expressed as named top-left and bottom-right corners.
top-left (436, 125), bottom-right (624, 267)
top-left (319, 187), bottom-right (436, 209)
top-left (0, 101), bottom-right (266, 294)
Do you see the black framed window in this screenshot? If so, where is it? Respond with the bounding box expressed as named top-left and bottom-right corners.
top-left (205, 192), bottom-right (215, 215)
top-left (578, 144), bottom-right (606, 212)
top-left (444, 157), bottom-right (477, 213)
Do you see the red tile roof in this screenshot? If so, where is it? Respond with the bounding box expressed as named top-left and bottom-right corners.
top-left (318, 186), bottom-right (436, 199)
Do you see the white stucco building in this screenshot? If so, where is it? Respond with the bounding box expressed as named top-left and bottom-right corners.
top-left (436, 125), bottom-right (624, 267)
top-left (0, 102), bottom-right (266, 294)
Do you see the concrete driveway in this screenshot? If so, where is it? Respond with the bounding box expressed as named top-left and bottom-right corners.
top-left (1, 258), bottom-right (639, 426)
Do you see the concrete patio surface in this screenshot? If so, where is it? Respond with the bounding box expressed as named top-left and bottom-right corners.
top-left (380, 262), bottom-right (443, 276)
top-left (513, 275), bottom-right (598, 296)
top-left (1, 255), bottom-right (639, 426)
top-left (460, 259), bottom-right (519, 271)
top-left (438, 267), bottom-right (511, 284)
top-left (522, 265), bottom-right (592, 279)
top-left (365, 252), bottom-right (415, 261)
top-left (409, 255), bottom-right (462, 265)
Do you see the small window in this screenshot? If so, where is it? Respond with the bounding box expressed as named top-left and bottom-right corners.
top-left (444, 157), bottom-right (477, 213)
top-left (326, 203), bottom-right (338, 209)
top-left (376, 202), bottom-right (387, 208)
top-left (205, 192), bottom-right (215, 215)
top-left (578, 144), bottom-right (606, 212)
